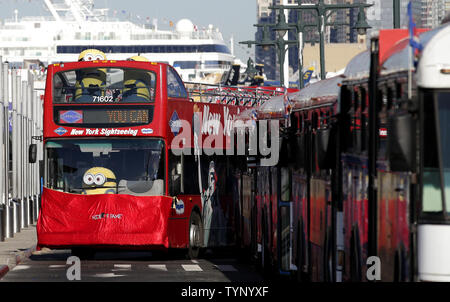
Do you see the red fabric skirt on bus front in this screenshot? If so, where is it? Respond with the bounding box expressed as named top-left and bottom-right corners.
top-left (36, 188), bottom-right (172, 249)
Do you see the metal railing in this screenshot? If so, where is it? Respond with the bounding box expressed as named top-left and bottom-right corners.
top-left (184, 82), bottom-right (287, 107)
top-left (0, 58), bottom-right (43, 241)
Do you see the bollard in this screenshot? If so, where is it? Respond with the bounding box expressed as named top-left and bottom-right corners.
top-left (5, 202), bottom-right (13, 238)
top-left (29, 196), bottom-right (34, 225)
top-left (20, 198), bottom-right (26, 229)
top-left (25, 197), bottom-right (31, 227)
top-left (35, 195), bottom-right (40, 222)
top-left (27, 197), bottom-right (31, 225)
top-left (24, 197), bottom-right (29, 228)
top-left (34, 195), bottom-right (39, 222)
top-left (30, 196), bottom-right (35, 224)
top-left (0, 206), bottom-right (4, 242)
top-left (13, 200), bottom-right (21, 234)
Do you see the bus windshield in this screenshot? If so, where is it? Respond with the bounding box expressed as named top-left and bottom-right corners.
top-left (45, 138), bottom-right (165, 196)
top-left (53, 67), bottom-right (157, 104)
top-left (422, 91), bottom-right (450, 216)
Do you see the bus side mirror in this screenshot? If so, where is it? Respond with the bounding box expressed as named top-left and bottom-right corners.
top-left (387, 113), bottom-right (416, 172)
top-left (29, 144), bottom-right (37, 164)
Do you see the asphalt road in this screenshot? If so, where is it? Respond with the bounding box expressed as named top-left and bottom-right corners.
top-left (0, 248), bottom-right (266, 282)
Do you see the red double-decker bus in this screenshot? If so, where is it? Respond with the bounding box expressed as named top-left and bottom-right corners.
top-left (36, 58), bottom-right (271, 258)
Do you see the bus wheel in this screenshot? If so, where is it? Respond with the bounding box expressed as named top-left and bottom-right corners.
top-left (187, 211), bottom-right (203, 259)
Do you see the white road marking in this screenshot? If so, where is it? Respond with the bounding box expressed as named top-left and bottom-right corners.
top-left (182, 264), bottom-right (203, 272)
top-left (191, 260), bottom-right (199, 264)
top-left (48, 264), bottom-right (66, 268)
top-left (215, 264), bottom-right (238, 272)
top-left (147, 264), bottom-right (168, 271)
top-left (92, 273), bottom-right (125, 278)
top-left (12, 265), bottom-right (30, 271)
top-left (112, 264), bottom-right (131, 272)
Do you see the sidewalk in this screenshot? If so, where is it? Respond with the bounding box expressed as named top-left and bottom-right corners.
top-left (0, 225), bottom-right (37, 279)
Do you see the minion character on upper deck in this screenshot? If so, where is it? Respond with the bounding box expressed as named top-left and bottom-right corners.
top-left (81, 167), bottom-right (117, 195)
top-left (74, 49), bottom-right (107, 102)
top-left (122, 55), bottom-right (152, 102)
top-left (78, 49), bottom-right (107, 62)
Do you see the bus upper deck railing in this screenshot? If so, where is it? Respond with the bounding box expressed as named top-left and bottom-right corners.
top-left (184, 81), bottom-right (287, 107)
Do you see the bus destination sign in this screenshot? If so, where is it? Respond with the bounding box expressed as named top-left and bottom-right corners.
top-left (58, 109), bottom-right (150, 125)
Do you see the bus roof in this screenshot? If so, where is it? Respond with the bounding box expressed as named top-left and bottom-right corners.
top-left (416, 24), bottom-right (450, 88)
top-left (254, 76), bottom-right (343, 119)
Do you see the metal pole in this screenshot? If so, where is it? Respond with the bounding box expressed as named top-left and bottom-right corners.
top-left (283, 0), bottom-right (290, 88)
top-left (0, 58), bottom-right (4, 210)
top-left (368, 36), bottom-right (379, 260)
top-left (393, 0), bottom-right (401, 29)
top-left (319, 14), bottom-right (326, 80)
top-left (298, 29), bottom-right (304, 88)
top-left (0, 59), bottom-right (4, 241)
top-left (21, 80), bottom-right (29, 228)
top-left (278, 44), bottom-right (285, 87)
top-left (3, 64), bottom-right (10, 211)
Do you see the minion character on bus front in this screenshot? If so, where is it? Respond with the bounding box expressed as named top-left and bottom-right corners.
top-left (81, 167), bottom-right (117, 195)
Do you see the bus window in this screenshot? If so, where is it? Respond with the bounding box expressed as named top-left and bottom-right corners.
top-left (423, 91), bottom-right (450, 215)
top-left (167, 66), bottom-right (188, 99)
top-left (44, 138), bottom-right (165, 196)
top-left (422, 91), bottom-right (442, 213)
top-left (437, 92), bottom-right (450, 214)
top-left (53, 67), bottom-right (156, 104)
top-left (169, 153), bottom-right (183, 196)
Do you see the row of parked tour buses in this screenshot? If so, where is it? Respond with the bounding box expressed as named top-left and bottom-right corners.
top-left (233, 26), bottom-right (450, 282)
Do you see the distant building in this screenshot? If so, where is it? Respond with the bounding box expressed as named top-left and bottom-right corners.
top-left (256, 0), bottom-right (424, 82)
top-left (366, 0), bottom-right (409, 33)
top-left (411, 0), bottom-right (446, 28)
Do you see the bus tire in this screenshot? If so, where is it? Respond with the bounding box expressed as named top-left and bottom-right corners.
top-left (187, 211), bottom-right (203, 259)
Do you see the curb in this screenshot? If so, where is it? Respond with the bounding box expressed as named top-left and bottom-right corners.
top-left (0, 245), bottom-right (36, 280)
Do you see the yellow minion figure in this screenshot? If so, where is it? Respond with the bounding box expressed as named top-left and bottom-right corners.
top-left (122, 55), bottom-right (152, 102)
top-left (81, 167), bottom-right (117, 195)
top-left (73, 49), bottom-right (107, 102)
top-left (78, 49), bottom-right (107, 61)
top-left (127, 55), bottom-right (149, 62)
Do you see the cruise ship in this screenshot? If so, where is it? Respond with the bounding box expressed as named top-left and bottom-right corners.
top-left (0, 0), bottom-right (235, 81)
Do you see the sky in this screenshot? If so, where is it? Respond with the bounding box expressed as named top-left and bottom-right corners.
top-left (0, 0), bottom-right (258, 63)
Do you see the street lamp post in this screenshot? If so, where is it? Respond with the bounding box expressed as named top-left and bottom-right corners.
top-left (271, 0), bottom-right (372, 80)
top-left (393, 0), bottom-right (401, 28)
top-left (240, 9), bottom-right (297, 88)
top-left (288, 13), bottom-right (318, 88)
